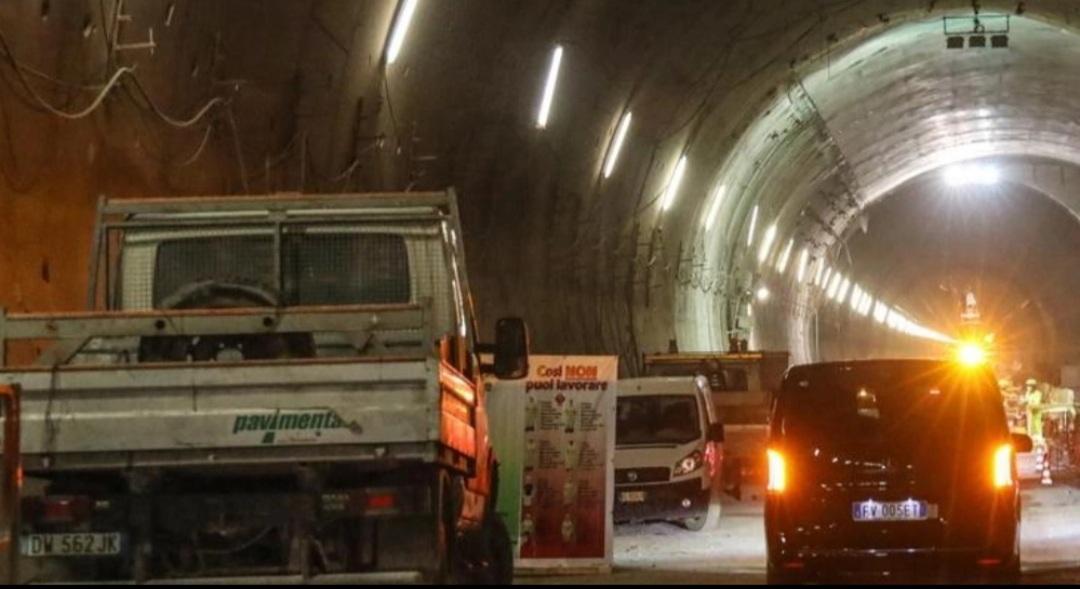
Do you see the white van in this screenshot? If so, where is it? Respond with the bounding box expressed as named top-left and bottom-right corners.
top-left (614, 376), bottom-right (724, 530)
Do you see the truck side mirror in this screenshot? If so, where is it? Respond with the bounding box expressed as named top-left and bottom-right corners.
top-left (708, 422), bottom-right (725, 443)
top-left (492, 317), bottom-right (529, 380)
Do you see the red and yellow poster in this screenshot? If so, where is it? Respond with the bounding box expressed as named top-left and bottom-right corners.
top-left (516, 356), bottom-right (616, 574)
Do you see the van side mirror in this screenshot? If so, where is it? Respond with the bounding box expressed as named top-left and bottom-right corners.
top-left (1011, 432), bottom-right (1034, 454)
top-left (708, 422), bottom-right (725, 443)
top-left (484, 317), bottom-right (529, 380)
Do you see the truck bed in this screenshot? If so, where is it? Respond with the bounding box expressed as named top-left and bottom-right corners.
top-left (2, 356), bottom-right (442, 471)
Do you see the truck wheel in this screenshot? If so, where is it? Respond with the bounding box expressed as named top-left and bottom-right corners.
top-left (484, 515), bottom-right (514, 585)
top-left (422, 472), bottom-right (462, 584)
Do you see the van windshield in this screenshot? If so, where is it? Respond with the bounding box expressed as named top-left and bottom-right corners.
top-left (617, 395), bottom-right (701, 446)
top-left (776, 363), bottom-right (1007, 449)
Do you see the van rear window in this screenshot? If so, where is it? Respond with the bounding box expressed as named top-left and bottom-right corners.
top-left (776, 364), bottom-right (1007, 447)
top-left (617, 395), bottom-right (701, 445)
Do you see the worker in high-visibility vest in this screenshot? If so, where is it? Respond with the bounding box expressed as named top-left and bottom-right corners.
top-left (1025, 379), bottom-right (1044, 440)
top-left (1025, 379), bottom-right (1053, 484)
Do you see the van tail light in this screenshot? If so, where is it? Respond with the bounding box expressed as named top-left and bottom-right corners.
top-left (704, 442), bottom-right (721, 479)
top-left (992, 443), bottom-right (1014, 489)
top-left (766, 448), bottom-right (787, 493)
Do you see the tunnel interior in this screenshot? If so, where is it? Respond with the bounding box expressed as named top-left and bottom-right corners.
top-left (818, 158), bottom-right (1080, 381)
top-left (3, 0), bottom-right (1080, 583)
top-left (4, 2), bottom-right (1080, 375)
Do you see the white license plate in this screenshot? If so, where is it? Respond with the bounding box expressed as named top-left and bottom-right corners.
top-left (852, 500), bottom-right (932, 522)
top-left (619, 491), bottom-right (646, 504)
top-left (20, 533), bottom-right (123, 557)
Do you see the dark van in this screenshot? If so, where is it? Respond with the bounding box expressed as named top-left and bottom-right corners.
top-left (765, 359), bottom-right (1032, 584)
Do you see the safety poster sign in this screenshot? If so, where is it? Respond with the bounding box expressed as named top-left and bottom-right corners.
top-left (515, 355), bottom-right (616, 573)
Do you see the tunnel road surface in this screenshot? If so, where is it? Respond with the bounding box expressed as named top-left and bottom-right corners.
top-left (520, 482), bottom-right (1080, 585)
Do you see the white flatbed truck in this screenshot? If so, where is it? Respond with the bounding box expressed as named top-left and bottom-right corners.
top-left (0, 190), bottom-right (528, 583)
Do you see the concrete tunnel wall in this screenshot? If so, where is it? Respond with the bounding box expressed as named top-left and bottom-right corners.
top-left (5, 1), bottom-right (1080, 373)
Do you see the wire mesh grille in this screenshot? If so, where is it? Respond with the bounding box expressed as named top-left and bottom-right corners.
top-left (282, 233), bottom-right (410, 305)
top-left (115, 222), bottom-right (456, 335)
top-left (154, 234), bottom-right (277, 306)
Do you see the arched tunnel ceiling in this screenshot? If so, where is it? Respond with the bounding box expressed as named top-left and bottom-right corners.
top-left (678, 5), bottom-right (1080, 364)
top-left (804, 15), bottom-right (1080, 201)
top-left (5, 1), bottom-right (1080, 373)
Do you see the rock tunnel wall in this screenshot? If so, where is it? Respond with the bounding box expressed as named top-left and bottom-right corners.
top-left (4, 1), bottom-right (1080, 373)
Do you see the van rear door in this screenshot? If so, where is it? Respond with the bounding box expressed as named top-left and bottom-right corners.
top-left (773, 362), bottom-right (1010, 550)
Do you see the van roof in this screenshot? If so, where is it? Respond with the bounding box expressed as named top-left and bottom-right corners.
top-left (783, 358), bottom-right (993, 383)
top-left (619, 376), bottom-right (702, 397)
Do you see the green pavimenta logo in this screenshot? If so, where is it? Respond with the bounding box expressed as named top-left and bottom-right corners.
top-left (233, 410), bottom-right (347, 445)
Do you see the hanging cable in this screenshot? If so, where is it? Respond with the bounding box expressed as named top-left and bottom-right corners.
top-left (2, 58), bottom-right (131, 120)
top-left (175, 123), bottom-right (215, 167)
top-left (0, 26), bottom-right (228, 128)
top-left (124, 75), bottom-right (226, 128)
top-left (224, 106), bottom-right (249, 193)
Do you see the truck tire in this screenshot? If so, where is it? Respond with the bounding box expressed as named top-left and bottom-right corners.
top-left (484, 515), bottom-right (514, 585)
top-left (422, 471), bottom-right (461, 584)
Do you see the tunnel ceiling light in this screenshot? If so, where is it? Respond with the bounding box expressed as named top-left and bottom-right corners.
top-left (385, 0), bottom-right (420, 65)
top-left (874, 302), bottom-right (889, 324)
top-left (860, 295), bottom-right (874, 316)
top-left (849, 286), bottom-right (863, 312)
top-left (943, 163), bottom-right (1000, 187)
top-left (897, 314), bottom-right (909, 332)
top-left (826, 272), bottom-right (843, 300)
top-left (661, 156), bottom-right (688, 211)
top-left (818, 265), bottom-right (831, 289)
top-left (746, 205), bottom-right (759, 247)
top-left (796, 248), bottom-right (809, 283)
top-left (887, 310), bottom-right (902, 331)
top-left (758, 224), bottom-right (778, 264)
top-left (776, 238), bottom-right (794, 274)
top-left (703, 184), bottom-right (726, 231)
top-left (602, 111), bottom-right (632, 178)
top-left (837, 278), bottom-right (852, 304)
top-left (756, 286), bottom-right (771, 302)
top-left (536, 45), bottom-right (564, 129)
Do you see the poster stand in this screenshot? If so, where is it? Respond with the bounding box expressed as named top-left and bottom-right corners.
top-left (488, 355), bottom-right (617, 576)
